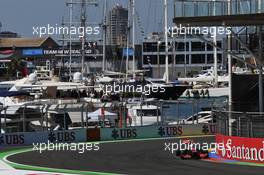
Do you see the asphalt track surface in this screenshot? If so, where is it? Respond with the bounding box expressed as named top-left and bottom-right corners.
top-left (7, 136), bottom-right (264, 175)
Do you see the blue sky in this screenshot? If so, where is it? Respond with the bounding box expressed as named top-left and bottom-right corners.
top-left (0, 0), bottom-right (175, 43)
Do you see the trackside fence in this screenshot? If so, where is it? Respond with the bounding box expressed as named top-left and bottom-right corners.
top-left (213, 110), bottom-right (264, 138)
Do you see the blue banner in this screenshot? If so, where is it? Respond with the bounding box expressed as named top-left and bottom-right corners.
top-left (23, 49), bottom-right (43, 56)
top-left (123, 48), bottom-right (134, 57)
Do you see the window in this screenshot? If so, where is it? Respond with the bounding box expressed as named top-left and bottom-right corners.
top-left (207, 54), bottom-right (214, 64)
top-left (191, 42), bottom-right (205, 51)
top-left (143, 55), bottom-right (157, 65)
top-left (217, 41), bottom-right (222, 48)
top-left (191, 54), bottom-right (206, 64)
top-left (207, 44), bottom-right (213, 51)
top-left (159, 55), bottom-right (165, 65)
top-left (176, 55), bottom-right (189, 64)
top-left (175, 42), bottom-right (189, 51)
top-left (207, 54), bottom-right (222, 64)
top-left (207, 41), bottom-right (222, 51)
top-left (168, 55), bottom-right (173, 64)
top-left (143, 42), bottom-right (158, 52)
top-left (158, 42), bottom-right (172, 52)
top-left (217, 54), bottom-right (222, 63)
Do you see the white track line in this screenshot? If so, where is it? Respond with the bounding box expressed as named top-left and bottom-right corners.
top-left (0, 160), bottom-right (15, 170)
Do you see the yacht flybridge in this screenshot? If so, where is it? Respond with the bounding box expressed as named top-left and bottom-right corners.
top-left (179, 68), bottom-right (229, 98)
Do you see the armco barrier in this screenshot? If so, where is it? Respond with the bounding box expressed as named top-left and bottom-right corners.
top-left (0, 129), bottom-right (87, 147)
top-left (216, 134), bottom-right (264, 163)
top-left (100, 124), bottom-right (216, 141)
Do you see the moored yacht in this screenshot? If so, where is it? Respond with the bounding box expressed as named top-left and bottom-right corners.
top-left (127, 104), bottom-right (160, 126)
top-left (179, 68), bottom-right (229, 98)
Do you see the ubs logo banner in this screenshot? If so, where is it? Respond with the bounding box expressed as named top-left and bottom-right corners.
top-left (0, 134), bottom-right (24, 145)
top-left (0, 129), bottom-right (86, 147)
top-left (158, 126), bottom-right (183, 137)
top-left (202, 124), bottom-right (216, 135)
top-left (48, 131), bottom-right (76, 143)
top-left (111, 128), bottom-right (137, 140)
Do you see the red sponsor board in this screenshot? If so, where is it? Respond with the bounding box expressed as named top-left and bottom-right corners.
top-left (216, 134), bottom-right (264, 163)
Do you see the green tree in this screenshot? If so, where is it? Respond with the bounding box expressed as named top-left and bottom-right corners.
top-left (6, 57), bottom-right (24, 79)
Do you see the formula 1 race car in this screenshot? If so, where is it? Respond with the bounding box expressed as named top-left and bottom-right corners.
top-left (175, 139), bottom-right (209, 160)
top-left (176, 149), bottom-right (209, 160)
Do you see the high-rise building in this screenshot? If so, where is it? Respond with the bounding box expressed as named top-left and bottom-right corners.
top-left (107, 4), bottom-right (128, 46)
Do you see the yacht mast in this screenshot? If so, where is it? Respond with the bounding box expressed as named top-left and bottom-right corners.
top-left (164, 0), bottom-right (169, 83)
top-left (213, 0), bottom-right (218, 86)
top-left (69, 0), bottom-right (73, 80)
top-left (102, 0), bottom-right (107, 72)
top-left (81, 0), bottom-right (86, 78)
top-left (227, 0), bottom-right (232, 136)
top-left (66, 0), bottom-right (98, 80)
top-left (132, 0), bottom-right (136, 79)
top-left (126, 1), bottom-right (131, 80)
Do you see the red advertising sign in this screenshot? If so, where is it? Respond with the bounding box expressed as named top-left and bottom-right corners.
top-left (216, 134), bottom-right (264, 163)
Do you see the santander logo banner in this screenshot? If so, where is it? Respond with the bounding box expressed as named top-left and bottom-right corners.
top-left (216, 134), bottom-right (264, 163)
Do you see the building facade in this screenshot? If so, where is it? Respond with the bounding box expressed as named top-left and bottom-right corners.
top-left (142, 33), bottom-right (224, 79)
top-left (0, 37), bottom-right (59, 79)
top-left (107, 4), bottom-right (128, 46)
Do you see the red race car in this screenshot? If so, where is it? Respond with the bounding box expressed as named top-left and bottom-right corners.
top-left (176, 139), bottom-right (209, 160)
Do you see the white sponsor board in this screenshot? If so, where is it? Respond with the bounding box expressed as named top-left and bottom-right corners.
top-left (100, 124), bottom-right (216, 141)
top-left (0, 129), bottom-right (86, 147)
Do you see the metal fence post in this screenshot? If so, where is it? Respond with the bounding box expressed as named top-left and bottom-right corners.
top-left (40, 105), bottom-right (44, 131)
top-left (249, 114), bottom-right (252, 138)
top-left (156, 103), bottom-right (159, 125)
top-left (177, 100), bottom-right (180, 124)
top-left (86, 103), bottom-right (90, 129)
top-left (226, 112), bottom-right (229, 136)
top-left (0, 108), bottom-right (1, 134)
top-left (81, 104), bottom-right (84, 128)
top-left (192, 100), bottom-right (195, 124)
top-left (237, 115), bottom-right (240, 137)
top-left (22, 105), bottom-right (26, 132)
top-left (46, 104), bottom-right (50, 131)
top-left (63, 105), bottom-right (67, 130)
top-left (4, 107), bottom-right (7, 133)
top-left (160, 101), bottom-right (164, 126)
